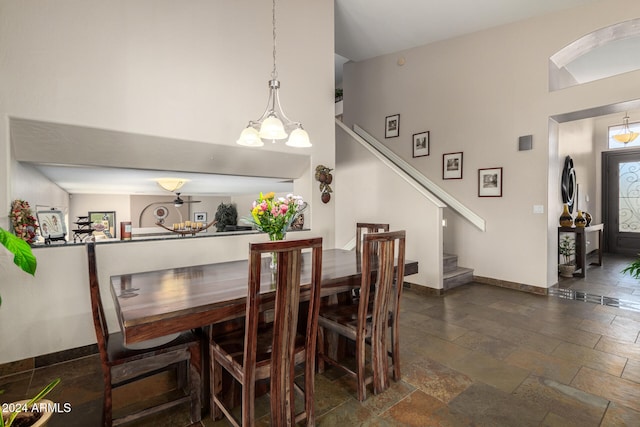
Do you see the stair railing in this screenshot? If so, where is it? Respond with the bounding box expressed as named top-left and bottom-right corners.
top-left (337, 120), bottom-right (486, 232)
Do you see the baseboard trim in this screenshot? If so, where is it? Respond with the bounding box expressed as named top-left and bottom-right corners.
top-left (403, 282), bottom-right (444, 296)
top-left (473, 276), bottom-right (548, 295)
top-left (0, 344), bottom-right (98, 377)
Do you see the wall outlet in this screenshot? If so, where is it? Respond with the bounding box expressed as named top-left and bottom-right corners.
top-left (533, 205), bottom-right (544, 214)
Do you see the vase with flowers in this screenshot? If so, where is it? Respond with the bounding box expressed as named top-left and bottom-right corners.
top-left (243, 192), bottom-right (307, 269)
top-left (10, 200), bottom-right (39, 244)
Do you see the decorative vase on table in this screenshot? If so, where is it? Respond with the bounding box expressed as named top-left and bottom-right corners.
top-left (574, 210), bottom-right (586, 228)
top-left (242, 192), bottom-right (307, 271)
top-left (268, 231), bottom-right (286, 270)
top-left (559, 204), bottom-right (573, 227)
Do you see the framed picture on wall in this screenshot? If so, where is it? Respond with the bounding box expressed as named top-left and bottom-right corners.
top-left (89, 211), bottom-right (117, 238)
top-left (443, 152), bottom-right (463, 179)
top-left (478, 167), bottom-right (503, 197)
top-left (385, 114), bottom-right (400, 138)
top-left (194, 212), bottom-right (207, 223)
top-left (412, 131), bottom-right (430, 157)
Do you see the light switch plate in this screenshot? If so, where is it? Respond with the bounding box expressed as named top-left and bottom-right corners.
top-left (533, 205), bottom-right (544, 214)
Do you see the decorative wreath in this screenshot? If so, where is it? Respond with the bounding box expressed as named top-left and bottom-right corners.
top-left (10, 199), bottom-right (39, 243)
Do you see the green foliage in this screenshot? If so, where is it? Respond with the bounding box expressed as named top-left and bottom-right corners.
top-left (0, 227), bottom-right (37, 308)
top-left (559, 235), bottom-right (575, 265)
top-left (622, 255), bottom-right (640, 279)
top-left (0, 228), bottom-right (36, 276)
top-left (214, 203), bottom-right (238, 232)
top-left (1, 378), bottom-right (59, 427)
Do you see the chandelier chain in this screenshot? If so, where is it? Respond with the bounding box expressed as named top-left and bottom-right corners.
top-left (271, 0), bottom-right (277, 80)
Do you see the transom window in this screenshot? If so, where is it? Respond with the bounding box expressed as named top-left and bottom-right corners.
top-left (608, 121), bottom-right (640, 149)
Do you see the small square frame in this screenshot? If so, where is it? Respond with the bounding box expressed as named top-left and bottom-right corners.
top-left (478, 167), bottom-right (503, 197)
top-left (89, 211), bottom-right (117, 238)
top-left (194, 212), bottom-right (207, 223)
top-left (443, 152), bottom-right (463, 180)
top-left (412, 131), bottom-right (430, 157)
top-left (385, 114), bottom-right (400, 138)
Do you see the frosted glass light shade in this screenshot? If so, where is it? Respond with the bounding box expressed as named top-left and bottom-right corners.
top-left (156, 178), bottom-right (189, 192)
top-left (285, 127), bottom-right (312, 147)
top-left (259, 116), bottom-right (288, 140)
top-left (237, 127), bottom-right (264, 147)
top-left (613, 132), bottom-right (639, 143)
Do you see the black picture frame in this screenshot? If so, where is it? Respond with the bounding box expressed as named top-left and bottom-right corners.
top-left (443, 152), bottom-right (463, 180)
top-left (385, 114), bottom-right (400, 138)
top-left (478, 167), bottom-right (503, 197)
top-left (412, 131), bottom-right (430, 157)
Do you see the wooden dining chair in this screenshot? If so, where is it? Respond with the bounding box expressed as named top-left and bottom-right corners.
top-left (209, 237), bottom-right (323, 427)
top-left (86, 242), bottom-right (202, 426)
top-left (317, 230), bottom-right (405, 401)
top-left (355, 223), bottom-right (390, 257)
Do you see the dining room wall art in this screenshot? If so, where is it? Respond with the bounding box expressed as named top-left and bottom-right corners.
top-left (385, 114), bottom-right (400, 138)
top-left (478, 167), bottom-right (503, 197)
top-left (412, 131), bottom-right (429, 157)
top-left (442, 152), bottom-right (463, 180)
top-left (315, 164), bottom-right (333, 203)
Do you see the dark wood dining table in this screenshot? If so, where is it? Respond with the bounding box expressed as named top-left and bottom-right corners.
top-left (110, 248), bottom-right (418, 345)
top-left (109, 248), bottom-right (417, 417)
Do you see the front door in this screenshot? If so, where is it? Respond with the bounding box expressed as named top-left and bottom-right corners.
top-left (604, 149), bottom-right (640, 254)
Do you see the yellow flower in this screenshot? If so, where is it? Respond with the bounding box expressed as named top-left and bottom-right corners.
top-left (264, 192), bottom-right (276, 200)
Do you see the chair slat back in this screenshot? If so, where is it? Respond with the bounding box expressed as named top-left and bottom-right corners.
top-left (355, 223), bottom-right (390, 257)
top-left (87, 243), bottom-right (111, 377)
top-left (358, 231), bottom-right (406, 385)
top-left (245, 237), bottom-right (323, 426)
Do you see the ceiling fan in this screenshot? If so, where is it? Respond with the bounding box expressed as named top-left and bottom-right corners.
top-left (172, 192), bottom-right (201, 207)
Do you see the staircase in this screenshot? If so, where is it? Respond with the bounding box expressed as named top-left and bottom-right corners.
top-left (443, 253), bottom-right (474, 290)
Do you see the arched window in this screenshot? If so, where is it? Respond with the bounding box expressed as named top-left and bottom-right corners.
top-left (549, 18), bottom-right (640, 91)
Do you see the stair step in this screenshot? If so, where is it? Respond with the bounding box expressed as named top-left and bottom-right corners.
top-left (443, 267), bottom-right (474, 290)
top-left (443, 253), bottom-right (459, 273)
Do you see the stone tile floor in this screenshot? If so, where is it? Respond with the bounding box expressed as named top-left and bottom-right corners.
top-left (3, 253), bottom-right (640, 426)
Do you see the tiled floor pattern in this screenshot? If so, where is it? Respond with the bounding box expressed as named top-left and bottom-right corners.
top-left (3, 253), bottom-right (640, 425)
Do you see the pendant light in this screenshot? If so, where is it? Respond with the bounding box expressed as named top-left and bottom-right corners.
top-left (236, 0), bottom-right (311, 148)
top-left (613, 113), bottom-right (639, 144)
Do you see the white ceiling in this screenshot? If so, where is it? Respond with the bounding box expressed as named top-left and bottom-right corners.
top-left (333, 0), bottom-right (602, 85)
top-left (32, 165), bottom-right (294, 197)
top-left (334, 0), bottom-right (600, 62)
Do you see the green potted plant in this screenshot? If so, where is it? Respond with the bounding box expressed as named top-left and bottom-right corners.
top-left (558, 235), bottom-right (576, 278)
top-left (0, 227), bottom-right (37, 306)
top-left (1, 378), bottom-right (59, 427)
top-left (622, 255), bottom-right (640, 279)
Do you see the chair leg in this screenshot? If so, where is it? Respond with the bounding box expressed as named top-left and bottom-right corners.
top-left (241, 377), bottom-right (256, 427)
top-left (103, 383), bottom-right (112, 427)
top-left (317, 327), bottom-right (325, 373)
top-left (210, 351), bottom-right (222, 420)
top-left (355, 336), bottom-right (366, 402)
top-left (391, 324), bottom-right (401, 381)
top-left (189, 362), bottom-right (202, 423)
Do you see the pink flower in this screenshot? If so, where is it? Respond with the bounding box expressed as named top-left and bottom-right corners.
top-left (280, 204), bottom-right (288, 214)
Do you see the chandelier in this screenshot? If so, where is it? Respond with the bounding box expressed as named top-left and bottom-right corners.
top-left (156, 178), bottom-right (189, 193)
top-left (236, 0), bottom-right (311, 148)
top-left (613, 113), bottom-right (639, 144)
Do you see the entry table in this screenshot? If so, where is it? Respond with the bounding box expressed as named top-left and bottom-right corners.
top-left (558, 224), bottom-right (604, 278)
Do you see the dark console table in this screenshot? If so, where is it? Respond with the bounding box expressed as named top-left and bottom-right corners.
top-left (558, 224), bottom-right (604, 278)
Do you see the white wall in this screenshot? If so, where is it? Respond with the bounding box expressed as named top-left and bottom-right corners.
top-left (0, 0), bottom-right (334, 363)
top-left (11, 162), bottom-right (69, 215)
top-left (335, 126), bottom-right (441, 288)
top-left (342, 0), bottom-right (640, 289)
